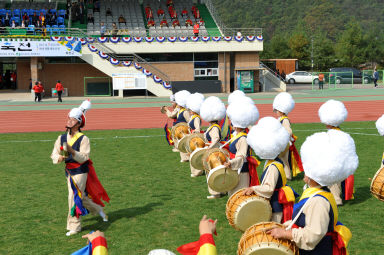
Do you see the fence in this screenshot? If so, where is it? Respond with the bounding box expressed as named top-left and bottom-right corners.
top-left (310, 71), bottom-right (384, 90)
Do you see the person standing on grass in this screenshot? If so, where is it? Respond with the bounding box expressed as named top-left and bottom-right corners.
top-left (50, 100), bottom-right (110, 236)
top-left (55, 80), bottom-right (63, 102)
top-left (318, 99), bottom-right (354, 206)
top-left (268, 130), bottom-right (357, 255)
top-left (373, 68), bottom-right (379, 87)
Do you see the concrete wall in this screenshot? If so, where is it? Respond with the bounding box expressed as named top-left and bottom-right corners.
top-left (218, 52), bottom-right (231, 93)
top-left (143, 62), bottom-right (195, 81)
top-left (17, 60), bottom-right (107, 96)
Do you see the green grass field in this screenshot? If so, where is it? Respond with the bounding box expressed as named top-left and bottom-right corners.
top-left (1, 121), bottom-right (384, 255)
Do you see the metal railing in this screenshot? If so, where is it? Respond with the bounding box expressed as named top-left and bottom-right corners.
top-left (260, 62), bottom-right (285, 82)
top-left (91, 41), bottom-right (171, 84)
top-left (0, 27), bottom-right (87, 38)
top-left (202, 0), bottom-right (225, 35)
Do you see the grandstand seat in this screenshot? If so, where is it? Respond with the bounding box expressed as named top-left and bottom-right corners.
top-left (0, 9), bottom-right (6, 16)
top-left (40, 9), bottom-right (47, 15)
top-left (58, 9), bottom-right (65, 18)
top-left (59, 25), bottom-right (65, 34)
top-left (27, 25), bottom-right (35, 35)
top-left (57, 17), bottom-right (64, 25)
top-left (50, 9), bottom-right (57, 15)
top-left (46, 25), bottom-right (52, 35)
top-left (13, 17), bottom-right (20, 26)
top-left (28, 9), bottom-right (34, 16)
top-left (52, 24), bottom-right (59, 34)
top-left (13, 9), bottom-right (21, 17)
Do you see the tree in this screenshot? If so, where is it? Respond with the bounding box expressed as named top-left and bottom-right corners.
top-left (289, 33), bottom-right (310, 70)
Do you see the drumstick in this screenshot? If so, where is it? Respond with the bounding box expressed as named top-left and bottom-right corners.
top-left (219, 139), bottom-right (232, 149)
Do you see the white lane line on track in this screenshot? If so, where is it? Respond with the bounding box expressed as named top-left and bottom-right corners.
top-left (0, 135), bottom-right (164, 144)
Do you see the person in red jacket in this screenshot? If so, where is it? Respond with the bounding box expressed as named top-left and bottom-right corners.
top-left (32, 81), bottom-right (41, 102)
top-left (181, 8), bottom-right (188, 17)
top-left (56, 80), bottom-right (64, 102)
top-left (193, 22), bottom-right (200, 36)
top-left (172, 19), bottom-right (180, 28)
top-left (157, 8), bottom-right (165, 18)
top-left (38, 81), bottom-right (45, 101)
top-left (185, 18), bottom-right (193, 27)
top-left (160, 18), bottom-right (168, 27)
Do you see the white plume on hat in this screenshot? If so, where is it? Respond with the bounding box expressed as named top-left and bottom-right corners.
top-left (247, 117), bottom-right (290, 159)
top-left (148, 249), bottom-right (176, 255)
top-left (79, 100), bottom-right (92, 114)
top-left (229, 95), bottom-right (254, 106)
top-left (318, 100), bottom-right (348, 127)
top-left (227, 100), bottom-right (259, 128)
top-left (174, 90), bottom-right (191, 108)
top-left (170, 94), bottom-right (175, 102)
top-left (376, 114), bottom-right (384, 136)
top-left (200, 96), bottom-right (226, 122)
top-left (187, 93), bottom-right (205, 114)
top-left (300, 129), bottom-right (358, 186)
top-left (68, 100), bottom-right (92, 127)
top-left (228, 90), bottom-right (245, 105)
top-left (273, 92), bottom-right (295, 114)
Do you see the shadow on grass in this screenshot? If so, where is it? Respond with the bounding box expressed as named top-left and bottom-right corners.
top-left (346, 185), bottom-right (371, 205)
top-left (82, 202), bottom-right (163, 232)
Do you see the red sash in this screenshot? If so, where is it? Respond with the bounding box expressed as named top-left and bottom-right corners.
top-left (229, 152), bottom-right (260, 186)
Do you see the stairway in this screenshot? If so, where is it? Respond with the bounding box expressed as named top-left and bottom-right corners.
top-left (259, 62), bottom-right (286, 92)
top-left (197, 4), bottom-right (222, 37)
top-left (80, 46), bottom-right (172, 97)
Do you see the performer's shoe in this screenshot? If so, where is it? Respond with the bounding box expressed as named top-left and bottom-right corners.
top-left (103, 215), bottom-right (109, 222)
top-left (66, 230), bottom-right (79, 236)
top-left (191, 174), bottom-right (198, 177)
top-left (206, 194), bottom-right (222, 199)
top-left (180, 159), bottom-right (189, 162)
top-left (99, 211), bottom-right (108, 222)
top-left (172, 148), bottom-right (179, 152)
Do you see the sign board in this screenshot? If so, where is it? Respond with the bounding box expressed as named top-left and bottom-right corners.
top-left (112, 73), bottom-right (147, 90)
top-left (0, 40), bottom-right (82, 57)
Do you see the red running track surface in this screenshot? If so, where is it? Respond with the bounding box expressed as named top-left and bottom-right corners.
top-left (0, 100), bottom-right (382, 133)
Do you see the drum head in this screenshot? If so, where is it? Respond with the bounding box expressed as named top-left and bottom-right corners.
top-left (207, 166), bottom-right (239, 193)
top-left (177, 135), bottom-right (189, 153)
top-left (186, 133), bottom-right (206, 153)
top-left (191, 148), bottom-right (208, 170)
top-left (370, 167), bottom-right (384, 201)
top-left (171, 122), bottom-right (189, 139)
top-left (234, 197), bottom-right (272, 232)
top-left (243, 244), bottom-right (295, 255)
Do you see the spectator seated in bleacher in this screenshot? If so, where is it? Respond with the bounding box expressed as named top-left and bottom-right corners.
top-left (94, 0), bottom-right (100, 12)
top-left (182, 8), bottom-right (188, 17)
top-left (11, 20), bottom-right (16, 28)
top-left (185, 18), bottom-right (193, 27)
top-left (118, 15), bottom-right (126, 25)
top-left (23, 13), bottom-right (29, 25)
top-left (39, 13), bottom-right (45, 26)
top-left (146, 8), bottom-right (153, 20)
top-left (170, 9), bottom-right (177, 20)
top-left (198, 18), bottom-right (205, 26)
top-left (160, 18), bottom-right (168, 27)
top-left (4, 13), bottom-right (10, 27)
top-left (157, 8), bottom-right (165, 18)
top-left (106, 8), bottom-right (112, 16)
top-left (111, 22), bottom-right (118, 36)
top-left (48, 13), bottom-right (57, 26)
top-left (194, 8), bottom-right (201, 19)
top-left (167, 0), bottom-right (174, 7)
top-left (147, 18), bottom-right (155, 27)
top-left (145, 4), bottom-right (151, 14)
top-left (172, 19), bottom-right (180, 28)
top-left (192, 4), bottom-right (197, 14)
top-left (21, 20), bottom-right (25, 28)
top-left (87, 14), bottom-right (94, 24)
top-left (32, 13), bottom-right (38, 26)
top-left (100, 22), bottom-right (106, 36)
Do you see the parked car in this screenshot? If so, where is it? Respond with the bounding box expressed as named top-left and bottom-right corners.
top-left (328, 67), bottom-right (371, 84)
top-left (285, 71), bottom-right (319, 84)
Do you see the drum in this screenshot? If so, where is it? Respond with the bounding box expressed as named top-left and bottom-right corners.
top-left (370, 167), bottom-right (384, 201)
top-left (190, 147), bottom-right (209, 170)
top-left (171, 123), bottom-right (191, 151)
top-left (204, 148), bottom-right (239, 193)
top-left (186, 133), bottom-right (206, 153)
top-left (238, 222), bottom-right (298, 255)
top-left (226, 188), bottom-right (272, 232)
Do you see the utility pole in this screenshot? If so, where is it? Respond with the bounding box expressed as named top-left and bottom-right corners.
top-left (311, 37), bottom-right (314, 73)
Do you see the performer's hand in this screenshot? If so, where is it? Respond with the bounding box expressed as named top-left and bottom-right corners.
top-left (268, 227), bottom-right (292, 240)
top-left (57, 155), bottom-right (64, 163)
top-left (243, 187), bottom-right (255, 196)
top-left (224, 161), bottom-right (231, 168)
top-left (82, 230), bottom-right (105, 244)
top-left (199, 215), bottom-right (217, 236)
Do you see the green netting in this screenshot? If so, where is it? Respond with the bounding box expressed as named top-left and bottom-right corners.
top-left (362, 70), bottom-right (384, 85)
top-left (311, 71), bottom-right (354, 90)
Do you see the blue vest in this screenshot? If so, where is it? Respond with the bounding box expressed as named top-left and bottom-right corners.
top-left (292, 187), bottom-right (334, 255)
top-left (260, 158), bottom-right (284, 212)
top-left (205, 125), bottom-right (221, 142)
top-left (229, 135), bottom-right (249, 173)
top-left (61, 134), bottom-right (89, 176)
top-left (174, 109), bottom-right (187, 125)
top-left (189, 116), bottom-right (201, 130)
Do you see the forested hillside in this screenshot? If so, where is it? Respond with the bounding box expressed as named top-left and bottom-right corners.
top-left (212, 0), bottom-right (384, 70)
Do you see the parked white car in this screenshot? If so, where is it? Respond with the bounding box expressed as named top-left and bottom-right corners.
top-left (285, 71), bottom-right (319, 84)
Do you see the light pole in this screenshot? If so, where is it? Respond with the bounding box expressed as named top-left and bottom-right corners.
top-left (311, 37), bottom-right (314, 73)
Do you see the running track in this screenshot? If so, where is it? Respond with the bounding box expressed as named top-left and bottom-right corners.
top-left (0, 100), bottom-right (382, 133)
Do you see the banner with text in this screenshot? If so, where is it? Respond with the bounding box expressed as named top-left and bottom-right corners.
top-left (0, 40), bottom-right (82, 57)
top-left (112, 73), bottom-right (147, 90)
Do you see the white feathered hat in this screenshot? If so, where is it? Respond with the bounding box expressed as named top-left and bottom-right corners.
top-left (200, 96), bottom-right (226, 122)
top-left (148, 249), bottom-right (176, 255)
top-left (228, 90), bottom-right (246, 105)
top-left (170, 94), bottom-right (175, 102)
top-left (318, 100), bottom-right (348, 127)
top-left (300, 129), bottom-right (358, 186)
top-left (273, 92), bottom-right (295, 114)
top-left (174, 90), bottom-right (191, 108)
top-left (247, 117), bottom-right (290, 159)
top-left (68, 100), bottom-right (92, 128)
top-left (186, 93), bottom-right (205, 114)
top-left (376, 114), bottom-right (384, 136)
top-left (227, 100), bottom-right (259, 128)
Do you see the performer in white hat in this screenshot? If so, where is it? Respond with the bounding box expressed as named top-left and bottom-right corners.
top-left (174, 90), bottom-right (192, 162)
top-left (187, 93), bottom-right (205, 177)
top-left (273, 92), bottom-right (303, 180)
top-left (227, 89), bottom-right (245, 105)
top-left (161, 94), bottom-right (179, 152)
top-left (269, 130), bottom-right (357, 254)
top-left (243, 117), bottom-right (297, 223)
top-left (51, 100), bottom-right (109, 236)
top-left (318, 99), bottom-right (352, 205)
top-left (148, 249), bottom-right (176, 255)
top-left (375, 114), bottom-right (384, 167)
top-left (200, 96), bottom-right (226, 199)
top-left (224, 100), bottom-right (260, 196)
